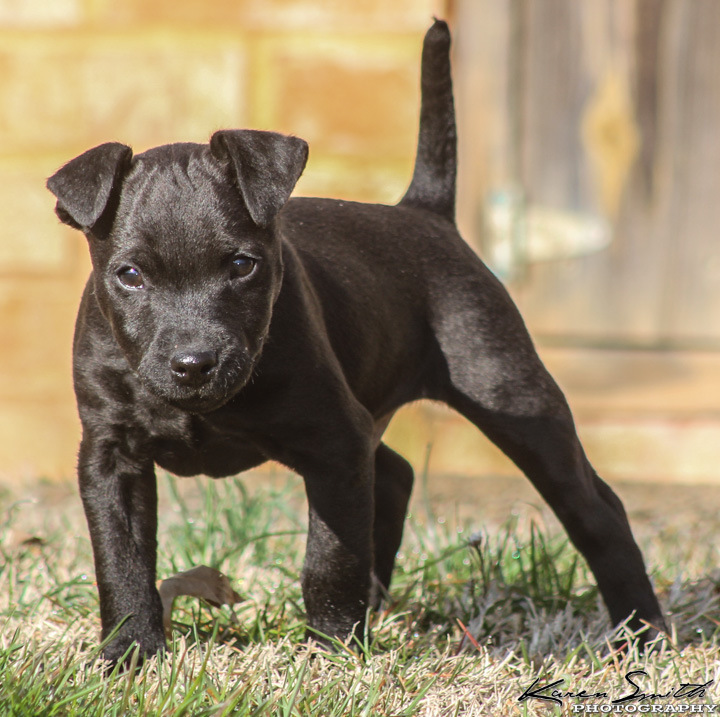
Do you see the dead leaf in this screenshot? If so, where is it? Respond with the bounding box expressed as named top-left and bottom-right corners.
top-left (158, 565), bottom-right (242, 637)
top-left (6, 530), bottom-right (46, 554)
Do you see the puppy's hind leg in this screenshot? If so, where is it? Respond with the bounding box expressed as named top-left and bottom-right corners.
top-left (433, 285), bottom-right (665, 641)
top-left (371, 443), bottom-right (414, 607)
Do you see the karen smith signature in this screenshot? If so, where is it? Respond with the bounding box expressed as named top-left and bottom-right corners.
top-left (519, 670), bottom-right (714, 707)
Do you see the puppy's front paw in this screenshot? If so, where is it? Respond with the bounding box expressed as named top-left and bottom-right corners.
top-left (612, 614), bottom-right (668, 656)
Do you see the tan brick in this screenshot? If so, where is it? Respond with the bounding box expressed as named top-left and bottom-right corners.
top-left (0, 400), bottom-right (80, 481)
top-left (0, 0), bottom-right (80, 27)
top-left (295, 155), bottom-right (413, 204)
top-left (0, 272), bottom-right (85, 402)
top-left (90, 0), bottom-right (445, 31)
top-left (244, 0), bottom-right (444, 31)
top-left (0, 175), bottom-right (91, 480)
top-left (0, 3), bottom-right (449, 483)
top-left (259, 38), bottom-right (420, 160)
top-left (0, 161), bottom-right (72, 272)
top-left (0, 34), bottom-right (247, 154)
top-left (90, 0), bottom-right (251, 26)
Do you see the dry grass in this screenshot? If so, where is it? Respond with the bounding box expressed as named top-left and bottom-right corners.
top-left (2, 471), bottom-right (720, 715)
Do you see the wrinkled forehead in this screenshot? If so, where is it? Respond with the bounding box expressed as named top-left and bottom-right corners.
top-left (113, 143), bottom-right (256, 253)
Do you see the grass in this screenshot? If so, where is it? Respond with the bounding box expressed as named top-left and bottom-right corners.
top-left (1, 471), bottom-right (720, 716)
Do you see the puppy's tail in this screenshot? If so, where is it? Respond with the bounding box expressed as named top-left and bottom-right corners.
top-left (399, 19), bottom-right (457, 224)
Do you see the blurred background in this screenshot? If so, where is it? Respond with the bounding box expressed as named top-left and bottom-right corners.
top-left (1, 0), bottom-right (719, 488)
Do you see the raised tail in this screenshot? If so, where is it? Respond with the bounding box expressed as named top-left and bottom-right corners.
top-left (398, 19), bottom-right (457, 223)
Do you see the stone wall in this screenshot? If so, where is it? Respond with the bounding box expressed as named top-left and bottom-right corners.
top-left (0, 0), bottom-right (446, 480)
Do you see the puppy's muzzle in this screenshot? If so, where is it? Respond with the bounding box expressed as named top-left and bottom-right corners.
top-left (170, 349), bottom-right (218, 387)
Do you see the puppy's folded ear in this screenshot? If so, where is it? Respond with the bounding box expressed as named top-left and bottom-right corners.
top-left (47, 142), bottom-right (133, 237)
top-left (210, 130), bottom-right (308, 228)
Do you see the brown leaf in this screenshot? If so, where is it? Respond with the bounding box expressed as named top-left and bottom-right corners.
top-left (7, 530), bottom-right (46, 555)
top-left (158, 565), bottom-right (242, 637)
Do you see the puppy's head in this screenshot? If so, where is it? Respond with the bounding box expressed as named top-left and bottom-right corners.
top-left (48, 130), bottom-right (308, 413)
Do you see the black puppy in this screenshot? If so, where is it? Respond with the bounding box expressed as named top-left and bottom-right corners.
top-left (47, 20), bottom-right (664, 663)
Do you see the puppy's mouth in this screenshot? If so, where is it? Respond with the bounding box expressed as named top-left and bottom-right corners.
top-left (137, 350), bottom-right (256, 414)
top-left (166, 390), bottom-right (238, 414)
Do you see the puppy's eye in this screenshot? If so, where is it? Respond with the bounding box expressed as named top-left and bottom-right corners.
top-left (117, 266), bottom-right (145, 289)
top-left (231, 256), bottom-right (257, 278)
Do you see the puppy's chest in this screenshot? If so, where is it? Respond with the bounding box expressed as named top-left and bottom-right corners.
top-left (148, 412), bottom-right (265, 478)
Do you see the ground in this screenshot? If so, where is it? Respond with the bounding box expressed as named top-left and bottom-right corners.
top-left (1, 469), bottom-right (719, 715)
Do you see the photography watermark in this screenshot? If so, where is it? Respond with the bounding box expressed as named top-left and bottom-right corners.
top-left (570, 708), bottom-right (717, 714)
top-left (518, 671), bottom-right (716, 712)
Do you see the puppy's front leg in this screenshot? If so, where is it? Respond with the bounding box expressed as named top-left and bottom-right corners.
top-left (78, 437), bottom-right (165, 665)
top-left (301, 453), bottom-right (375, 647)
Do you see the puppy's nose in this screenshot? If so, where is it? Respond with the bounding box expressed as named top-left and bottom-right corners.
top-left (170, 350), bottom-right (218, 386)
